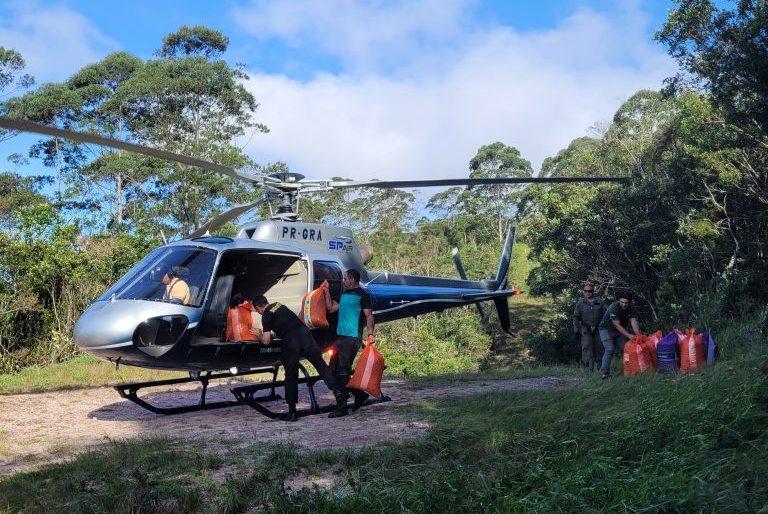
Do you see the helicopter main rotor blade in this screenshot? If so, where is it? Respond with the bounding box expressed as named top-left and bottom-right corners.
top-left (187, 199), bottom-right (265, 239)
top-left (0, 117), bottom-right (259, 184)
top-left (327, 176), bottom-right (628, 189)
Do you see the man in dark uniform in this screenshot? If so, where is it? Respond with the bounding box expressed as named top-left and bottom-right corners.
top-left (253, 295), bottom-right (342, 421)
top-left (572, 282), bottom-right (606, 371)
top-left (598, 290), bottom-right (641, 379)
top-left (326, 268), bottom-right (375, 418)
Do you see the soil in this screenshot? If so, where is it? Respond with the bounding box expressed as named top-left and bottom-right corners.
top-left (0, 375), bottom-right (569, 475)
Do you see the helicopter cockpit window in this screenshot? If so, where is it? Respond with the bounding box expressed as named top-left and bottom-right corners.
top-left (98, 246), bottom-right (217, 307)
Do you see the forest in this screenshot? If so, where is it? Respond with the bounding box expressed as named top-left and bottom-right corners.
top-left (0, 0), bottom-right (766, 376)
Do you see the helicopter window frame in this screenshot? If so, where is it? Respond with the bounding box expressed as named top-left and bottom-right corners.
top-left (312, 260), bottom-right (343, 300)
top-left (97, 246), bottom-right (218, 307)
top-left (217, 249), bottom-right (308, 312)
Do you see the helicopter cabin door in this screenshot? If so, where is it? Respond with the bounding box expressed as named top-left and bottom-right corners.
top-left (194, 250), bottom-right (307, 344)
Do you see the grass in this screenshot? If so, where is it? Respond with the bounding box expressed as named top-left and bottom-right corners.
top-left (2, 350), bottom-right (767, 513)
top-left (0, 355), bottom-right (184, 395)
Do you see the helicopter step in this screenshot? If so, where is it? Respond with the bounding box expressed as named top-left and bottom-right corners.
top-left (114, 367), bottom-right (283, 415)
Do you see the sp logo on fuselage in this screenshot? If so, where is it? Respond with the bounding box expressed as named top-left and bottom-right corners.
top-left (281, 226), bottom-right (323, 242)
top-left (328, 237), bottom-right (353, 252)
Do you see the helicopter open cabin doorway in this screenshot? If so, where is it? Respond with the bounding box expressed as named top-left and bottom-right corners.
top-left (193, 250), bottom-right (310, 345)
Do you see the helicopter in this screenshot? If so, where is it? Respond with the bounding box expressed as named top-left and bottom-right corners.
top-left (0, 117), bottom-right (626, 418)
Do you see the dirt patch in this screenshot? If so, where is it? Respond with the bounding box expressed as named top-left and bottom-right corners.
top-left (0, 375), bottom-right (571, 475)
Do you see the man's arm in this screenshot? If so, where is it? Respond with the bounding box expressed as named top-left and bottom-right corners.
top-left (260, 312), bottom-right (271, 345)
top-left (630, 318), bottom-right (640, 336)
top-left (612, 319), bottom-right (635, 339)
top-left (363, 308), bottom-right (375, 343)
top-left (573, 301), bottom-right (582, 333)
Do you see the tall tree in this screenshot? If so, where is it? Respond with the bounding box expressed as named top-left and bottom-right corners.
top-left (115, 26), bottom-right (267, 236)
top-left (657, 0), bottom-right (768, 133)
top-left (0, 47), bottom-right (34, 143)
top-left (428, 142), bottom-right (533, 243)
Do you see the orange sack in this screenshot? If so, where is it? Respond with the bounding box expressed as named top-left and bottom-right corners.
top-left (642, 330), bottom-right (663, 370)
top-left (347, 344), bottom-right (386, 398)
top-left (226, 301), bottom-right (258, 342)
top-left (300, 280), bottom-right (330, 329)
top-left (677, 328), bottom-right (705, 373)
top-left (624, 334), bottom-right (654, 377)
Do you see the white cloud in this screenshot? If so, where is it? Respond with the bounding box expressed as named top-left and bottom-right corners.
top-left (237, 2), bottom-right (675, 181)
top-left (0, 1), bottom-right (118, 83)
top-left (232, 0), bottom-right (473, 74)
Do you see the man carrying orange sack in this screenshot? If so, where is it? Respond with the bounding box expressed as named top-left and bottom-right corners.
top-left (598, 290), bottom-right (641, 379)
top-left (326, 268), bottom-right (375, 418)
top-left (226, 293), bottom-right (260, 342)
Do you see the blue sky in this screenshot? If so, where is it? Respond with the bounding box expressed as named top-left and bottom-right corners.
top-left (1, 0), bottom-right (677, 185)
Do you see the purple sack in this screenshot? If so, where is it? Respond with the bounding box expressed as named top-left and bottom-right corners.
top-left (657, 331), bottom-right (679, 374)
top-left (701, 331), bottom-right (717, 365)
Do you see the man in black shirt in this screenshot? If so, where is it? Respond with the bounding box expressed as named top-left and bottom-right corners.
top-left (254, 295), bottom-right (341, 421)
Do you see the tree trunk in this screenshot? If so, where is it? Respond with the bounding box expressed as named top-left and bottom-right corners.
top-left (116, 172), bottom-right (123, 228)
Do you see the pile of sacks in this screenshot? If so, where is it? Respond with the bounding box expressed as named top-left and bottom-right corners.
top-left (623, 328), bottom-right (717, 377)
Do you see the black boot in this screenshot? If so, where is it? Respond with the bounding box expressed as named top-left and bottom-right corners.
top-left (329, 372), bottom-right (350, 418)
top-left (281, 404), bottom-right (298, 422)
top-left (329, 387), bottom-right (348, 418)
top-left (351, 390), bottom-right (369, 412)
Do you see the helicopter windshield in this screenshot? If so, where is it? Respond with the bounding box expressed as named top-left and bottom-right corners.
top-left (98, 246), bottom-right (217, 307)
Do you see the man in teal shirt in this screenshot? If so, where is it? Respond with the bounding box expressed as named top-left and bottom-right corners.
top-left (598, 290), bottom-right (641, 379)
top-left (326, 268), bottom-right (375, 417)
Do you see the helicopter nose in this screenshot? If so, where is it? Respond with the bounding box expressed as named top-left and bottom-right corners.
top-left (73, 301), bottom-right (141, 351)
top-left (73, 300), bottom-right (197, 353)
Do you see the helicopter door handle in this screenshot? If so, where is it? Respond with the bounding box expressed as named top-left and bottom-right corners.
top-left (389, 300), bottom-right (408, 305)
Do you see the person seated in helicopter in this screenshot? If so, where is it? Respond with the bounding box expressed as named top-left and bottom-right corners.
top-left (162, 265), bottom-right (191, 305)
top-left (225, 293), bottom-right (261, 342)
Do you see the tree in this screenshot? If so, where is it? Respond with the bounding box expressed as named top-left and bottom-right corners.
top-left (158, 25), bottom-right (230, 59)
top-left (114, 26), bottom-right (267, 236)
top-left (657, 0), bottom-right (768, 132)
top-left (6, 27), bottom-right (267, 237)
top-left (428, 142), bottom-right (533, 243)
top-left (0, 47), bottom-right (34, 142)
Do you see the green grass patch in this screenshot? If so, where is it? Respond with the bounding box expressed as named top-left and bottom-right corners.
top-left (0, 355), bottom-right (184, 395)
top-left (3, 351), bottom-right (768, 512)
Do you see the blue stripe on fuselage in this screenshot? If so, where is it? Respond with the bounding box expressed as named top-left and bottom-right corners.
top-left (365, 283), bottom-right (488, 322)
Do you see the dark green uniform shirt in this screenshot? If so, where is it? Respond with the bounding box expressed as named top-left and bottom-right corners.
top-left (599, 301), bottom-right (639, 332)
top-left (573, 298), bottom-right (606, 333)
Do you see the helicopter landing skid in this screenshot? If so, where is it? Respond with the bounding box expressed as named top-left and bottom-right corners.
top-left (114, 366), bottom-right (282, 415)
top-left (231, 363), bottom-right (334, 419)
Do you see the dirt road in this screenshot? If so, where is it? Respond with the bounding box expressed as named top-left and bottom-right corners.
top-left (0, 375), bottom-right (567, 475)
